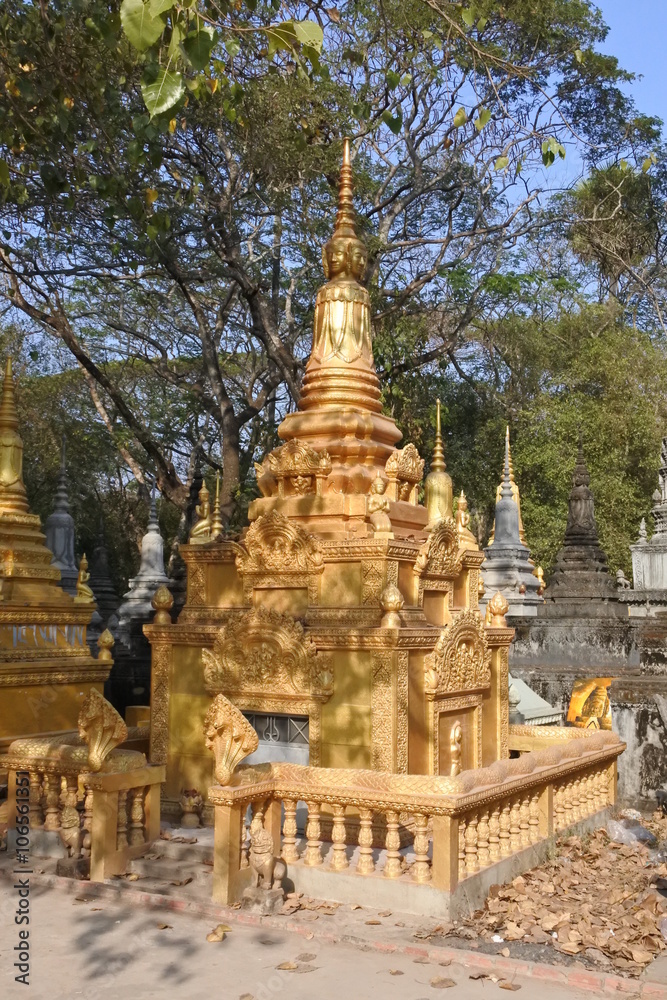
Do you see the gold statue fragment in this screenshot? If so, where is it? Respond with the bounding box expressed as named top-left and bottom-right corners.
top-left (249, 813), bottom-right (287, 890)
top-left (203, 692), bottom-right (259, 785)
top-left (74, 554), bottom-right (95, 603)
top-left (152, 584), bottom-right (174, 624)
top-left (367, 476), bottom-right (392, 535)
top-left (450, 722), bottom-right (463, 776)
top-left (190, 481), bottom-right (212, 542)
top-left (78, 688), bottom-right (128, 772)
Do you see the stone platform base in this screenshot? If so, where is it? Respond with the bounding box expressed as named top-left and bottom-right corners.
top-left (241, 886), bottom-right (284, 914)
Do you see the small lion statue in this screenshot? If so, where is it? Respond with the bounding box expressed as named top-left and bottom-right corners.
top-left (249, 813), bottom-right (287, 890)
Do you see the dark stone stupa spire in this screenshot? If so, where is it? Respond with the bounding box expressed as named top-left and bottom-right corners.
top-left (544, 438), bottom-right (617, 606)
top-left (44, 437), bottom-right (79, 595)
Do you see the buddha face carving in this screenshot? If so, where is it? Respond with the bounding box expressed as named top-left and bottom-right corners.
top-left (349, 241), bottom-right (367, 281)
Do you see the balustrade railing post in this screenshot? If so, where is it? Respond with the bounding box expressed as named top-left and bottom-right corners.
top-left (304, 801), bottom-right (323, 866)
top-left (212, 800), bottom-right (247, 905)
top-left (28, 771), bottom-right (44, 829)
top-left (383, 810), bottom-right (402, 878)
top-left (465, 812), bottom-right (479, 874)
top-left (529, 791), bottom-right (540, 845)
top-left (412, 813), bottom-right (431, 882)
top-left (509, 798), bottom-right (521, 852)
top-left (477, 809), bottom-right (490, 868)
top-left (519, 795), bottom-right (531, 848)
top-left (43, 773), bottom-right (61, 832)
top-left (488, 806), bottom-right (500, 863)
top-left (431, 815), bottom-right (458, 891)
top-left (281, 798), bottom-right (300, 864)
top-left (499, 802), bottom-right (511, 858)
top-left (356, 808), bottom-right (375, 875)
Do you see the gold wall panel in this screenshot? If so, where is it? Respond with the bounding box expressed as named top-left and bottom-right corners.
top-left (208, 564), bottom-right (245, 607)
top-left (320, 562), bottom-right (362, 607)
top-left (0, 683), bottom-right (103, 740)
top-left (252, 587), bottom-right (309, 616)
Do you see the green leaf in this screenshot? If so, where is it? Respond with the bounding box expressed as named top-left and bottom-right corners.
top-left (541, 136), bottom-right (566, 167)
top-left (400, 73), bottom-right (412, 87)
top-left (382, 109), bottom-right (403, 134)
top-left (225, 37), bottom-right (240, 57)
top-left (386, 70), bottom-right (400, 90)
top-left (293, 19), bottom-right (324, 53)
top-left (494, 155), bottom-right (509, 171)
top-left (462, 8), bottom-right (474, 27)
top-left (477, 16), bottom-right (487, 30)
top-left (574, 48), bottom-right (583, 63)
top-left (0, 160), bottom-right (9, 187)
top-left (474, 107), bottom-right (491, 131)
top-left (452, 106), bottom-right (467, 128)
top-left (182, 27), bottom-right (216, 70)
top-left (148, 0), bottom-right (174, 15)
top-left (141, 67), bottom-right (185, 117)
top-left (642, 156), bottom-right (653, 173)
top-left (267, 21), bottom-right (297, 58)
top-left (120, 0), bottom-right (166, 51)
top-left (421, 28), bottom-right (434, 39)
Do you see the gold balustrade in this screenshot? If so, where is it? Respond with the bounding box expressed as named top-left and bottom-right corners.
top-left (208, 728), bottom-right (623, 907)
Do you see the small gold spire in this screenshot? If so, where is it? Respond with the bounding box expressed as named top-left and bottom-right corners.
top-left (211, 472), bottom-right (224, 541)
top-left (333, 136), bottom-right (356, 240)
top-left (425, 398), bottom-right (453, 525)
top-left (0, 358), bottom-right (28, 513)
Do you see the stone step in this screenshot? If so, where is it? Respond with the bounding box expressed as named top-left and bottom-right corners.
top-left (156, 835), bottom-right (214, 863)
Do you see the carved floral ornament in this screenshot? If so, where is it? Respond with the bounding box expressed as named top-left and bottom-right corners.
top-left (414, 517), bottom-right (463, 580)
top-left (235, 510), bottom-right (323, 576)
top-left (255, 439), bottom-right (332, 499)
top-left (202, 606), bottom-right (334, 700)
top-left (425, 609), bottom-right (491, 696)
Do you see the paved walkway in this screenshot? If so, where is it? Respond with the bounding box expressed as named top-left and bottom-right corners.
top-left (0, 879), bottom-right (594, 1000)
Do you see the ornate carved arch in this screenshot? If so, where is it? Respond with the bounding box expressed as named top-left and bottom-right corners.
top-left (415, 517), bottom-right (462, 580)
top-left (426, 608), bottom-right (490, 695)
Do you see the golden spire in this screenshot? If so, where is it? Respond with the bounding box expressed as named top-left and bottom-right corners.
top-left (425, 398), bottom-right (453, 525)
top-left (332, 137), bottom-right (356, 239)
top-left (0, 358), bottom-right (28, 513)
top-left (211, 472), bottom-right (224, 541)
top-left (276, 137), bottom-right (403, 495)
top-left (489, 426), bottom-right (526, 545)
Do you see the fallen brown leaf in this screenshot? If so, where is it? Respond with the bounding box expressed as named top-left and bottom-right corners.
top-left (169, 877), bottom-right (193, 887)
top-left (276, 962), bottom-right (298, 971)
top-left (499, 982), bottom-right (521, 991)
top-left (365, 920), bottom-right (381, 925)
top-left (157, 923), bottom-right (172, 930)
top-left (388, 970), bottom-right (404, 975)
top-left (430, 976), bottom-right (456, 989)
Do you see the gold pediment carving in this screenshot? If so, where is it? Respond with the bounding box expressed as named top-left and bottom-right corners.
top-left (202, 606), bottom-right (333, 700)
top-left (235, 510), bottom-right (323, 575)
top-left (415, 517), bottom-right (463, 579)
top-left (254, 440), bottom-right (332, 498)
top-left (385, 443), bottom-right (424, 503)
top-left (426, 608), bottom-right (491, 695)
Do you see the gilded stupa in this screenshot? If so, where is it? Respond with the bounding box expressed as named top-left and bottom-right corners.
top-left (145, 142), bottom-right (514, 822)
top-left (0, 360), bottom-right (107, 744)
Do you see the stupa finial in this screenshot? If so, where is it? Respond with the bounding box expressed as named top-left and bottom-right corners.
top-left (431, 399), bottom-right (446, 474)
top-left (211, 471), bottom-right (224, 541)
top-left (333, 137), bottom-right (356, 240)
top-left (53, 436), bottom-right (70, 513)
top-left (0, 358), bottom-right (18, 431)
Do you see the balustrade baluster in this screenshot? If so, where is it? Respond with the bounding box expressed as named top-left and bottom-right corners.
top-left (129, 787), bottom-right (145, 846)
top-left (554, 784), bottom-right (565, 831)
top-left (281, 798), bottom-right (300, 864)
top-left (383, 810), bottom-right (402, 878)
top-left (597, 769), bottom-right (608, 809)
top-left (477, 810), bottom-right (490, 868)
top-left (464, 812), bottom-right (479, 874)
top-left (458, 817), bottom-right (467, 878)
top-left (304, 801), bottom-right (323, 866)
top-left (28, 771), bottom-right (44, 828)
top-left (82, 783), bottom-right (93, 857)
top-left (519, 795), bottom-right (531, 848)
top-left (330, 804), bottom-right (348, 871)
top-left (529, 791), bottom-right (540, 844)
top-left (572, 777), bottom-right (582, 821)
top-left (585, 773), bottom-right (595, 817)
top-left (117, 790), bottom-right (128, 850)
top-left (488, 806), bottom-right (501, 863)
top-left (509, 798), bottom-right (521, 852)
top-left (499, 802), bottom-right (511, 858)
top-left (356, 808), bottom-right (375, 875)
top-left (412, 813), bottom-right (431, 882)
top-left (43, 773), bottom-right (61, 832)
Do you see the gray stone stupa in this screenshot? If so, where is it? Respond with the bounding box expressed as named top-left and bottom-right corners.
top-left (117, 487), bottom-right (169, 631)
top-left (542, 438), bottom-right (621, 615)
top-left (44, 438), bottom-right (79, 595)
top-left (620, 437), bottom-right (667, 616)
top-left (88, 518), bottom-right (120, 625)
top-left (481, 428), bottom-right (543, 617)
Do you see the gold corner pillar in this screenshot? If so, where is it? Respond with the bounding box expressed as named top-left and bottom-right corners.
top-left (0, 359), bottom-right (104, 746)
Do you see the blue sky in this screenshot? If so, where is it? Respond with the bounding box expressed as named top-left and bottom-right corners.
top-left (598, 0), bottom-right (667, 128)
